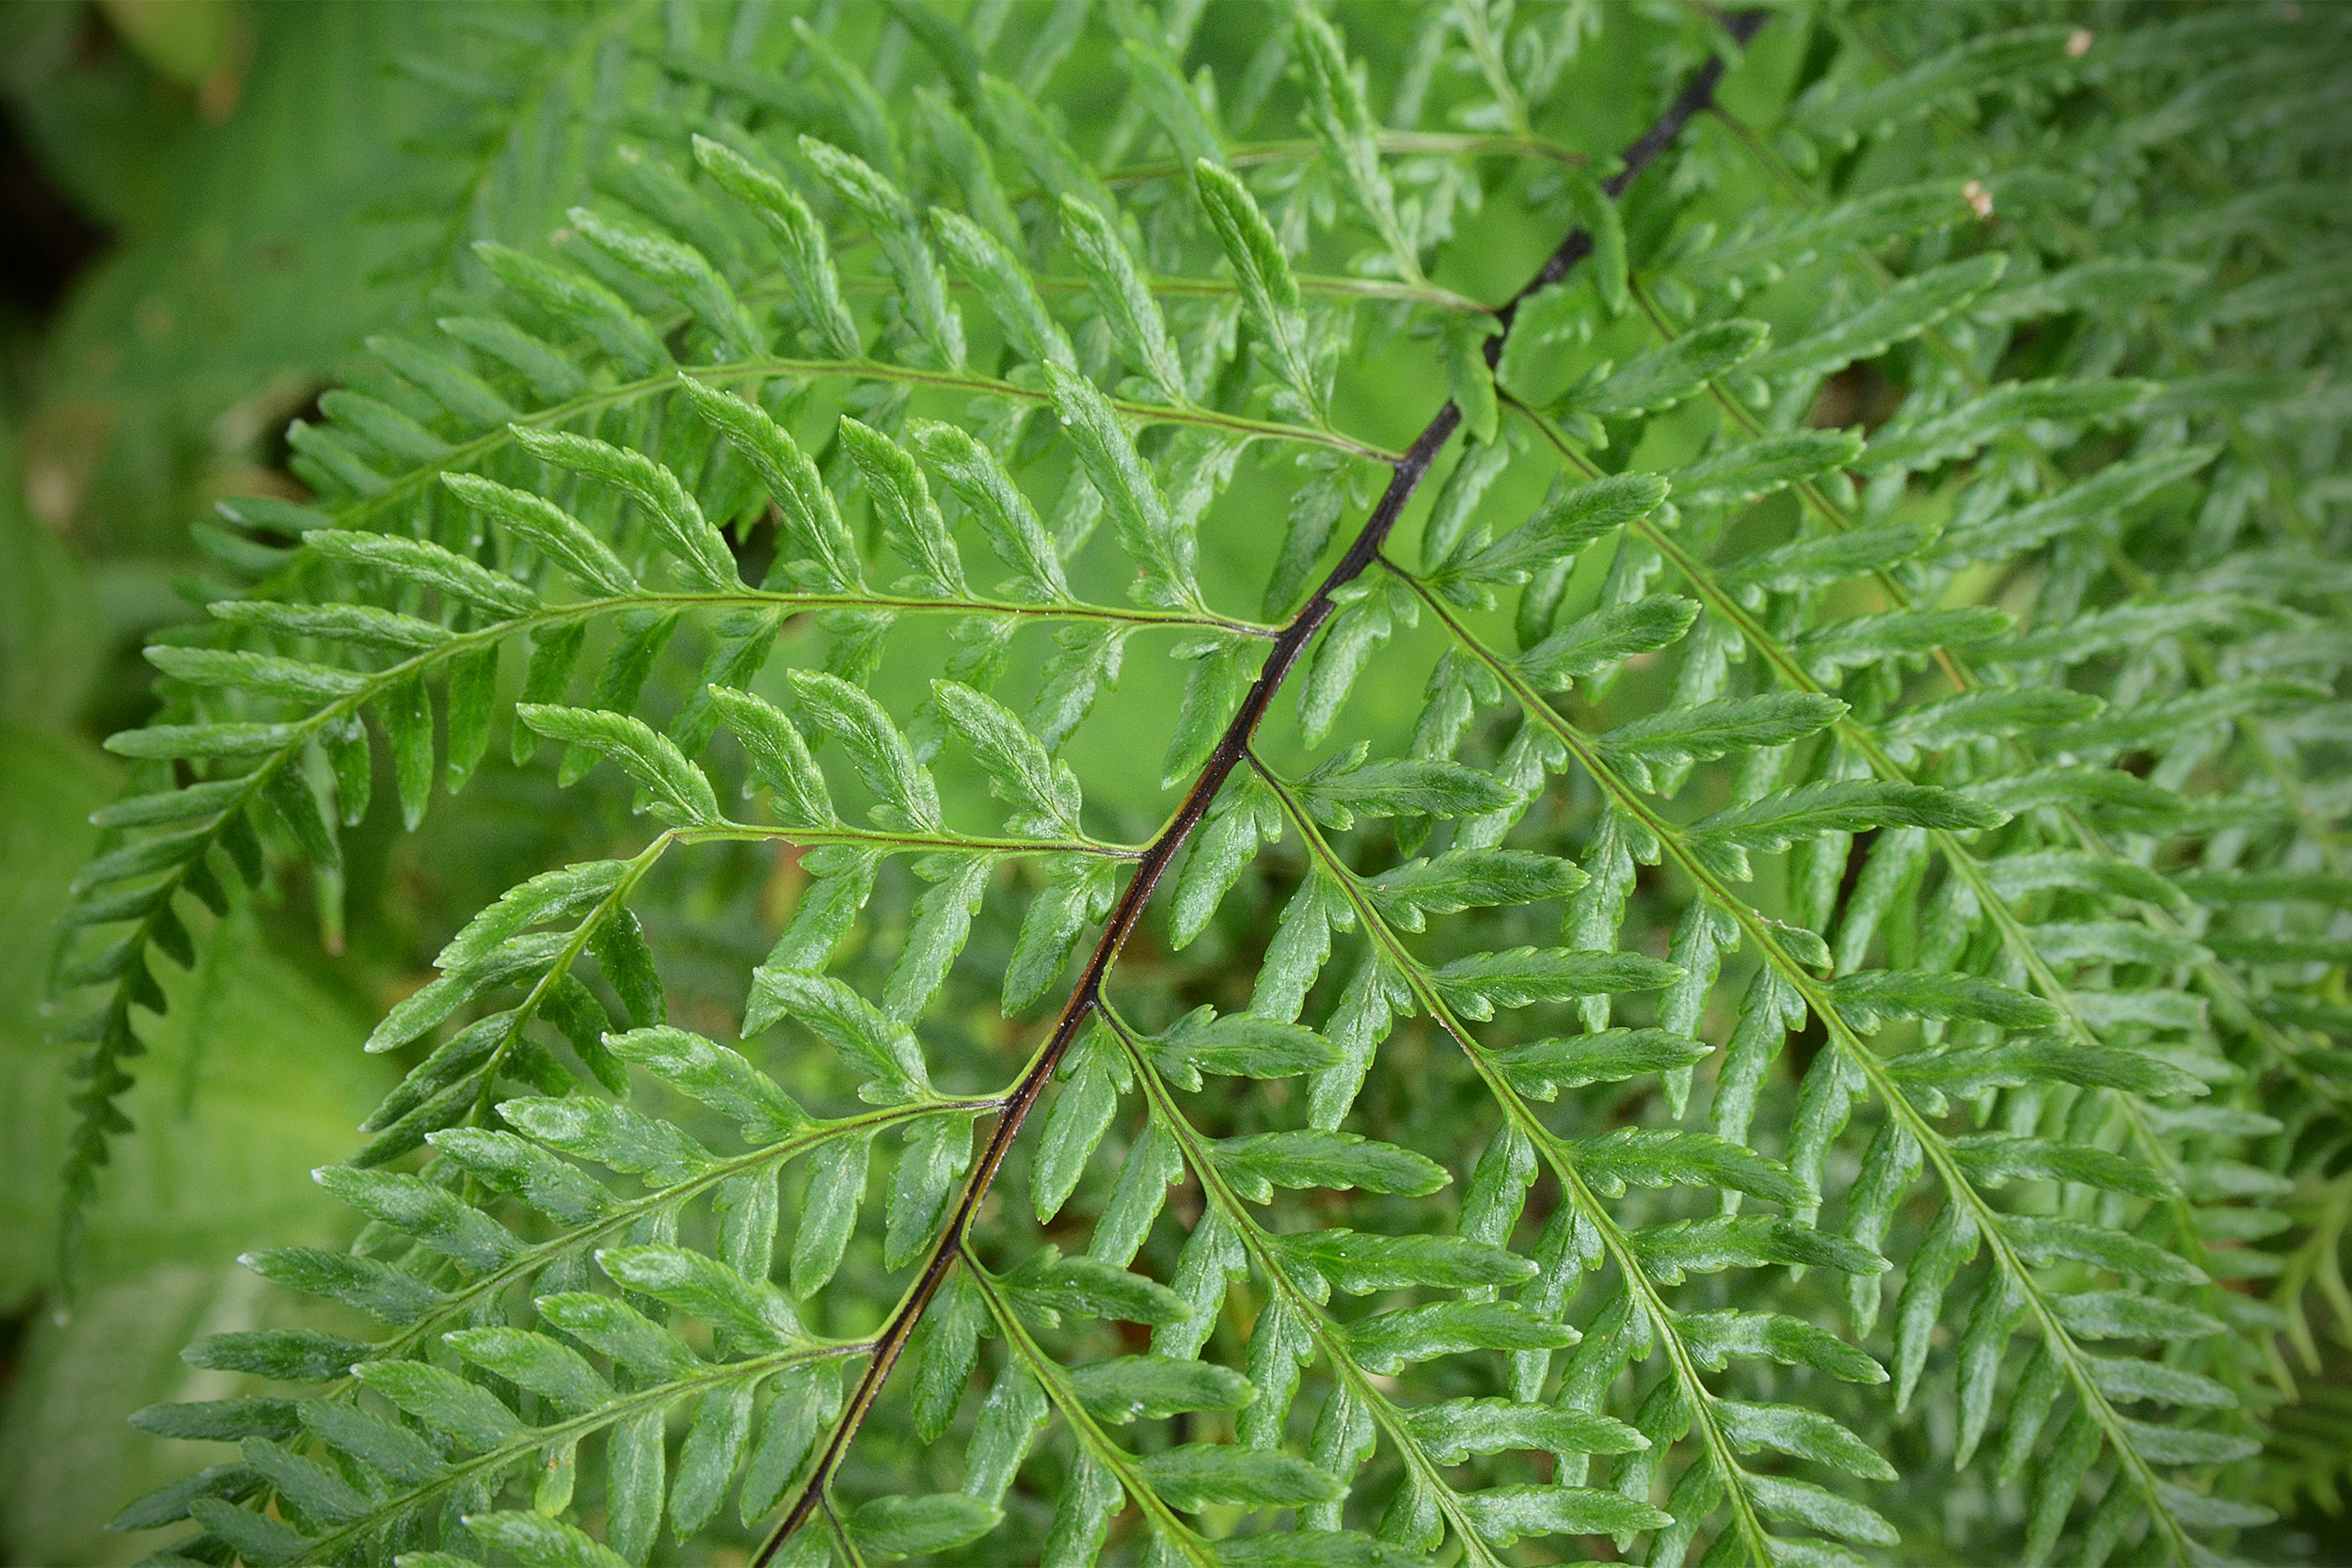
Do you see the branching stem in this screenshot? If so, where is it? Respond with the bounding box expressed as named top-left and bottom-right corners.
top-left (747, 18), bottom-right (1769, 1560)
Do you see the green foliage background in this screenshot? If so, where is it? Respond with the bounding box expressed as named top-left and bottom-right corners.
top-left (0, 3), bottom-right (2347, 1566)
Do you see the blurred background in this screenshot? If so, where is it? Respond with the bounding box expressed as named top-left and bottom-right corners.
top-left (0, 5), bottom-right (616, 1558)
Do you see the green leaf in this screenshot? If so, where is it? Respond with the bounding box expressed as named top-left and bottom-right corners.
top-left (1432, 949), bottom-right (1679, 1021)
top-left (1367, 847), bottom-right (1586, 930)
top-left (564, 206), bottom-right (763, 359)
top-left (883, 1111), bottom-right (974, 1267)
top-left (1041, 363), bottom-right (1201, 611)
top-left (1169, 770), bottom-right (1284, 944)
top-left (311, 1166), bottom-right (519, 1274)
top-left (1562, 166), bottom-right (1628, 315)
top-left (1513, 595), bottom-right (1698, 692)
top-left (442, 473), bottom-right (637, 598)
top-left (934, 680), bottom-right (1083, 836)
top-left (1212, 1533), bottom-right (1420, 1568)
top-left (848, 1494), bottom-right (1002, 1559)
top-left (1164, 636), bottom-right (1258, 785)
top-left (743, 969), bottom-right (930, 1103)
top-left (1405, 1398), bottom-right (1645, 1464)
top-left (1566, 1128), bottom-right (1806, 1206)
top-left (1934, 447), bottom-right (2217, 565)
top-left (1742, 1473), bottom-right (1899, 1546)
top-left (930, 208), bottom-right (1077, 374)
top-left (1297, 751), bottom-right (1519, 830)
top-left (445, 1327), bottom-right (613, 1416)
top-left (1069, 1355), bottom-right (1254, 1423)
top-left (1059, 195), bottom-right (1187, 405)
top-left (1455, 1485), bottom-right (1669, 1544)
top-left (1034, 1029), bottom-right (1126, 1222)
top-left (1680, 1309), bottom-right (1887, 1385)
top-left (1444, 322), bottom-right (1500, 444)
top-left (1832, 970), bottom-right (2058, 1031)
top-left (707, 686), bottom-right (834, 826)
top-left (912, 1271), bottom-right (985, 1440)
top-left (351, 1360), bottom-right (527, 1450)
top-left (510, 427), bottom-right (740, 593)
top-left (604, 1025), bottom-right (809, 1142)
top-left (692, 135), bottom-right (861, 359)
top-left (599, 1244), bottom-right (803, 1349)
top-left (980, 72), bottom-right (1117, 219)
top-left (535, 1293), bottom-right (699, 1381)
top-left (912, 419), bottom-right (1071, 602)
top-left (799, 135), bottom-right (962, 370)
top-left (1554, 319), bottom-right (1769, 421)
top-left (498, 1096), bottom-right (715, 1186)
top-left (1274, 1229), bottom-right (1535, 1297)
top-left (1948, 1133), bottom-right (2169, 1198)
top-left (474, 242), bottom-right (669, 374)
top-left (1688, 782), bottom-right (2004, 879)
top-left (1669, 430), bottom-right (1864, 509)
top-left (516, 705), bottom-right (721, 824)
top-left (671, 1385), bottom-right (754, 1537)
top-left (1006, 854), bottom-right (1119, 1013)
top-left (182, 1329), bottom-right (369, 1385)
top-left (1291, 7), bottom-right (1417, 280)
top-left (2050, 1291), bottom-right (2226, 1342)
top-left (1721, 518), bottom-right (1939, 592)
top-left (1125, 41), bottom-right (1224, 169)
top-left (304, 530), bottom-right (538, 617)
top-left (1631, 1215), bottom-right (1886, 1285)
top-left (672, 375), bottom-right (863, 592)
top-left (786, 670), bottom-right (940, 832)
top-left (790, 1132), bottom-right (872, 1296)
top-left (103, 720), bottom-right (298, 762)
top-left (911, 84), bottom-right (1018, 241)
top-left (1006, 1249), bottom-right (1189, 1326)
top-left (427, 1128), bottom-right (617, 1227)
top-left (130, 1398), bottom-right (298, 1442)
top-left (1345, 1301), bottom-right (1575, 1375)
top-left (1718, 1398), bottom-right (1897, 1481)
top-left (841, 415), bottom-right (967, 599)
top-left (467, 1509), bottom-right (637, 1568)
top-left (1598, 692), bottom-right (1846, 790)
top-left (1880, 687), bottom-right (2104, 758)
top-left (1753, 254), bottom-right (2008, 379)
top-left (1151, 1007), bottom-right (1343, 1090)
top-left (1214, 1130), bottom-right (1447, 1203)
top-left (240, 1246), bottom-right (446, 1324)
top-left (1441, 470), bottom-right (1669, 591)
top-left (1859, 376), bottom-right (2154, 473)
top-left (1486, 1028), bottom-right (1712, 1101)
top-left (1791, 605), bottom-right (2015, 676)
top-left (1677, 180), bottom-right (1982, 291)
top-left (211, 596), bottom-right (453, 651)
top-left (1195, 161), bottom-right (1319, 418)
top-left (1138, 1443), bottom-right (1341, 1510)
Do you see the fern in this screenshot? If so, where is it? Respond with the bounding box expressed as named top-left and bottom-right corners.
top-left (56, 4), bottom-right (2352, 1566)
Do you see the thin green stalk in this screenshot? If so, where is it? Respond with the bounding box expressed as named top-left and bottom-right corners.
top-left (292, 1339), bottom-right (869, 1564)
top-left (1243, 762), bottom-right (1782, 1568)
top-left (960, 1252), bottom-right (1222, 1568)
top-left (338, 356), bottom-right (1397, 533)
top-left (1093, 1006), bottom-right (1517, 1568)
top-left (1388, 562), bottom-right (2204, 1565)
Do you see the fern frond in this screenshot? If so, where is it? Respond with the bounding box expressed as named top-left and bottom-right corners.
top-left (60, 4), bottom-right (2352, 1566)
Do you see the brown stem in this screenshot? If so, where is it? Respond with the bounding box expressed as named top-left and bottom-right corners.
top-left (750, 15), bottom-right (1767, 1560)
